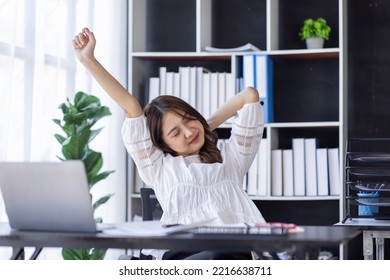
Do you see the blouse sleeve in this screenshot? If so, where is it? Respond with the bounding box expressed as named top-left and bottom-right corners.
top-left (227, 101), bottom-right (264, 176)
top-left (121, 115), bottom-right (164, 187)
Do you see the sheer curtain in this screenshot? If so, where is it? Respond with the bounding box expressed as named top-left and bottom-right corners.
top-left (0, 0), bottom-right (128, 259)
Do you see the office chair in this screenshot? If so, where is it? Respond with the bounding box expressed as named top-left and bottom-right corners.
top-left (140, 187), bottom-right (162, 221)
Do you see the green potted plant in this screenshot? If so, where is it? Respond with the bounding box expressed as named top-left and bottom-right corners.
top-left (53, 91), bottom-right (114, 260)
top-left (299, 17), bottom-right (331, 49)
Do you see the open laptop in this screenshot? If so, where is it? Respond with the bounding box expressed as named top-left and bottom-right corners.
top-left (0, 160), bottom-right (108, 233)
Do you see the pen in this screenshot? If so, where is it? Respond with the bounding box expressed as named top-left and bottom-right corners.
top-left (162, 224), bottom-right (180, 228)
top-left (254, 222), bottom-right (296, 230)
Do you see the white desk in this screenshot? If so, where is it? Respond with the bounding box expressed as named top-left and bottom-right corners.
top-left (336, 218), bottom-right (390, 260)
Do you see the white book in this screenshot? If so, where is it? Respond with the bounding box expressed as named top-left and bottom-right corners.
top-left (148, 77), bottom-right (160, 103)
top-left (202, 72), bottom-right (211, 119)
top-left (196, 67), bottom-right (205, 115)
top-left (189, 66), bottom-right (197, 108)
top-left (257, 138), bottom-right (268, 196)
top-left (316, 148), bottom-right (329, 196)
top-left (179, 66), bottom-right (190, 103)
top-left (304, 138), bottom-right (318, 196)
top-left (218, 72), bottom-right (226, 109)
top-left (173, 72), bottom-right (181, 98)
top-left (242, 55), bottom-right (255, 88)
top-left (328, 148), bottom-right (340, 196)
top-left (271, 149), bottom-right (283, 196)
top-left (159, 67), bottom-right (167, 95)
top-left (165, 72), bottom-right (174, 95)
top-left (224, 73), bottom-right (236, 124)
top-left (247, 152), bottom-right (259, 196)
top-left (225, 73), bottom-right (235, 100)
top-left (210, 72), bottom-right (219, 116)
top-left (282, 149), bottom-right (294, 196)
top-left (255, 55), bottom-right (267, 99)
top-left (292, 138), bottom-right (306, 196)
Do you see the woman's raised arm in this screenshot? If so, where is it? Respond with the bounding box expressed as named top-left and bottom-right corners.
top-left (72, 28), bottom-right (142, 118)
top-left (207, 86), bottom-right (260, 131)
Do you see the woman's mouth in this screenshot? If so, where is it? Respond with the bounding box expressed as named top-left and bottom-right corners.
top-left (189, 133), bottom-right (200, 144)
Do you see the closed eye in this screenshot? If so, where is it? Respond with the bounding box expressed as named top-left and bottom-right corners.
top-left (171, 129), bottom-right (180, 138)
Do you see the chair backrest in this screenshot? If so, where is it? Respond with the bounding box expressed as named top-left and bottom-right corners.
top-left (140, 187), bottom-right (162, 221)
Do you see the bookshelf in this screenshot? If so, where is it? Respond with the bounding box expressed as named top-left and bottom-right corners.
top-left (126, 0), bottom-right (348, 257)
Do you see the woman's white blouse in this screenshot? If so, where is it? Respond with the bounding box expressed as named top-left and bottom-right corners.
top-left (122, 102), bottom-right (265, 226)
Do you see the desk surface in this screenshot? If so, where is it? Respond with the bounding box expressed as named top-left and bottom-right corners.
top-left (0, 222), bottom-right (360, 253)
top-left (337, 218), bottom-right (390, 229)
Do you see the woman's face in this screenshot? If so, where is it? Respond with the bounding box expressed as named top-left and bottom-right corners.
top-left (161, 111), bottom-right (205, 157)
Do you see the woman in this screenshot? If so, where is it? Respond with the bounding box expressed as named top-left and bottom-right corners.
top-left (73, 28), bottom-right (266, 260)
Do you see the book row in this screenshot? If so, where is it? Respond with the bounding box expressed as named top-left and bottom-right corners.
top-left (148, 66), bottom-right (236, 120)
top-left (148, 54), bottom-right (274, 123)
top-left (270, 138), bottom-right (340, 197)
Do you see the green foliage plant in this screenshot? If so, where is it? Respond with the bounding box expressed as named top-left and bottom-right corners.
top-left (53, 91), bottom-right (114, 260)
top-left (299, 17), bottom-right (331, 40)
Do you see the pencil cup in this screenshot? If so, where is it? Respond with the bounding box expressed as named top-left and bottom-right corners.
top-left (357, 192), bottom-right (379, 216)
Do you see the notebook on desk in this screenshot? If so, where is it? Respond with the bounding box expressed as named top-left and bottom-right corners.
top-left (192, 222), bottom-right (295, 236)
top-left (0, 160), bottom-right (109, 233)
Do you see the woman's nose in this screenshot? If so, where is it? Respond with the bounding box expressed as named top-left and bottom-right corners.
top-left (183, 126), bottom-right (193, 138)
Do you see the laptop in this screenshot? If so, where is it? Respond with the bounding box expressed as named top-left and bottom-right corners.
top-left (0, 160), bottom-right (107, 233)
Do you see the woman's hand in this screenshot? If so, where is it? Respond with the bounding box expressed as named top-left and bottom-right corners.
top-left (72, 27), bottom-right (96, 64)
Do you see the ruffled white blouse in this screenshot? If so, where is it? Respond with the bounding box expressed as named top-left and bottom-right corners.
top-left (122, 102), bottom-right (266, 226)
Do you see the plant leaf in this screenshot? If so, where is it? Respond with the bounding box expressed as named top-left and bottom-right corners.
top-left (90, 248), bottom-right (107, 260)
top-left (93, 193), bottom-right (114, 210)
top-left (75, 92), bottom-right (101, 111)
top-left (84, 107), bottom-right (112, 128)
top-left (89, 170), bottom-right (115, 188)
top-left (89, 128), bottom-right (103, 143)
top-left (56, 155), bottom-right (65, 161)
top-left (62, 248), bottom-right (85, 260)
top-left (61, 132), bottom-right (89, 159)
top-left (52, 119), bottom-right (61, 126)
top-left (62, 248), bottom-right (107, 260)
top-left (85, 151), bottom-right (102, 175)
top-left (74, 91), bottom-right (88, 107)
top-left (54, 134), bottom-right (66, 144)
top-left (58, 103), bottom-right (69, 114)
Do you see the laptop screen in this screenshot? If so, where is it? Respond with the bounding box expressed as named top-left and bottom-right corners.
top-left (0, 160), bottom-right (98, 232)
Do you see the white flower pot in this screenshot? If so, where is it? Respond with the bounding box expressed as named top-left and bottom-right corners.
top-left (306, 37), bottom-right (324, 49)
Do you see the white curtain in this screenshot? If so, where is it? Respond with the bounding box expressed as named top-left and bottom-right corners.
top-left (0, 0), bottom-right (128, 259)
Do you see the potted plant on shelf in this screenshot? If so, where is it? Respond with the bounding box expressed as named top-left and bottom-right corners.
top-left (53, 91), bottom-right (114, 260)
top-left (299, 17), bottom-right (331, 49)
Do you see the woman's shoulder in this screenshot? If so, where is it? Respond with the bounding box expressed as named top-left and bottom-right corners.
top-left (121, 114), bottom-right (149, 143)
top-left (123, 114), bottom-right (147, 124)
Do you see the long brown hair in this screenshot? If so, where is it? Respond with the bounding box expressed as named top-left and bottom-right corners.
top-left (144, 95), bottom-right (222, 164)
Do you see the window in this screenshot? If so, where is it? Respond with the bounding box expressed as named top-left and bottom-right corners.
top-left (0, 0), bottom-right (128, 259)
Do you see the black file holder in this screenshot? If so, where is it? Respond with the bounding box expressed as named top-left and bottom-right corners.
top-left (343, 138), bottom-right (390, 223)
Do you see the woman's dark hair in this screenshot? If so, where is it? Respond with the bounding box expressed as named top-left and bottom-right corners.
top-left (144, 95), bottom-right (222, 164)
